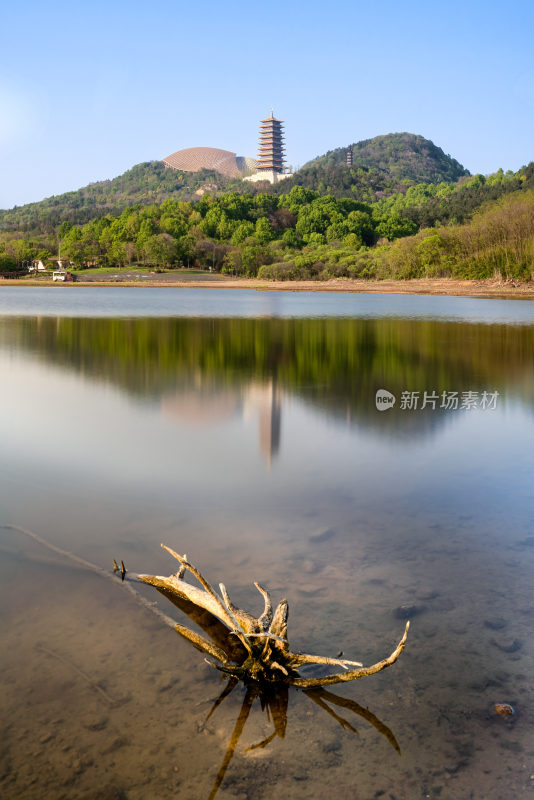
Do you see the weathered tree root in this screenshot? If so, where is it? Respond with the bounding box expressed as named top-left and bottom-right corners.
top-left (139, 545), bottom-right (410, 688)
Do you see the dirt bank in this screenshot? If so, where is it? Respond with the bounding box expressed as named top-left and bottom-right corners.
top-left (3, 276), bottom-right (534, 300)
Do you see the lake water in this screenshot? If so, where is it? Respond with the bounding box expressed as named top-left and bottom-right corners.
top-left (1, 287), bottom-right (533, 800)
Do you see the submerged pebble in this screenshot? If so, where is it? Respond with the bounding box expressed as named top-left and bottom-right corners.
top-left (417, 589), bottom-right (440, 601)
top-left (85, 717), bottom-right (109, 732)
top-left (490, 637), bottom-right (522, 654)
top-left (394, 603), bottom-right (424, 620)
top-left (309, 528), bottom-right (337, 544)
top-left (484, 618), bottom-right (507, 631)
top-left (493, 703), bottom-right (515, 717)
top-left (297, 584), bottom-right (325, 597)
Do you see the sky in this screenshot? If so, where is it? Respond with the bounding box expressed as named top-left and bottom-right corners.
top-left (1, 0), bottom-right (533, 209)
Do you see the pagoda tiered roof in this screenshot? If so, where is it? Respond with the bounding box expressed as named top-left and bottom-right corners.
top-left (256, 110), bottom-right (286, 172)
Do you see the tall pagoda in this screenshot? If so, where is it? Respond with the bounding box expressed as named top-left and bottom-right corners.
top-left (257, 109), bottom-right (285, 173)
top-left (245, 109), bottom-right (292, 184)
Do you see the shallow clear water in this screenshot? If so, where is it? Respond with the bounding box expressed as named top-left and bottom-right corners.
top-left (0, 288), bottom-right (533, 799)
top-left (2, 285), bottom-right (534, 322)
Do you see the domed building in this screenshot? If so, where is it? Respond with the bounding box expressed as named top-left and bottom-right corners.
top-left (163, 147), bottom-right (256, 178)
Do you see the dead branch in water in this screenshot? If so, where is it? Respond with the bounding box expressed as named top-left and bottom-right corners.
top-left (139, 545), bottom-right (409, 688)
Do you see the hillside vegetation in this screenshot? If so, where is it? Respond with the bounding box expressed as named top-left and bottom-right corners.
top-left (259, 187), bottom-right (534, 282)
top-left (1, 134), bottom-right (532, 282)
top-left (0, 133), bottom-right (469, 235)
top-left (278, 133), bottom-right (470, 199)
top-left (0, 162), bottom-right (240, 236)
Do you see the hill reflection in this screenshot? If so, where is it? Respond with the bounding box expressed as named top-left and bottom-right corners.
top-left (2, 315), bottom-right (533, 456)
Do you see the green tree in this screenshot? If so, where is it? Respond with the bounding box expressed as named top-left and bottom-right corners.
top-left (176, 234), bottom-right (196, 267)
top-left (375, 214), bottom-right (418, 241)
top-left (58, 221), bottom-right (72, 239)
top-left (161, 213), bottom-right (187, 238)
top-left (0, 253), bottom-right (17, 271)
top-left (278, 186), bottom-right (319, 215)
top-left (11, 238), bottom-right (38, 266)
top-left (108, 240), bottom-right (127, 266)
top-left (281, 228), bottom-right (301, 248)
top-left (143, 233), bottom-right (177, 267)
top-left (295, 205), bottom-right (330, 239)
top-left (216, 212), bottom-right (237, 241)
top-left (222, 249), bottom-right (243, 275)
top-left (346, 210), bottom-right (374, 244)
top-left (254, 217), bottom-right (274, 245)
top-left (200, 207), bottom-right (223, 238)
top-left (231, 222), bottom-right (255, 245)
top-left (343, 233), bottom-right (363, 248)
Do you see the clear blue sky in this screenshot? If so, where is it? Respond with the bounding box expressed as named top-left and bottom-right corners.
top-left (1, 0), bottom-right (533, 209)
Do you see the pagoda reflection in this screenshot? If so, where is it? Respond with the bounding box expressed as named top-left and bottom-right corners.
top-left (161, 378), bottom-right (283, 465)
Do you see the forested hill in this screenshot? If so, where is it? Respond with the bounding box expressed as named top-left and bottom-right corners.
top-left (316, 134), bottom-right (468, 183)
top-left (277, 134), bottom-right (470, 199)
top-left (1, 133), bottom-right (470, 235)
top-left (1, 161), bottom-right (533, 282)
top-left (0, 162), bottom-right (240, 235)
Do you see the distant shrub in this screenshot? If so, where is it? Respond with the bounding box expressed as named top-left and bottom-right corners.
top-left (0, 253), bottom-right (17, 271)
top-left (258, 262), bottom-right (296, 280)
top-left (258, 259), bottom-right (326, 280)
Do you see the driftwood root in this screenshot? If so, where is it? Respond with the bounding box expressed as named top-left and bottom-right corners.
top-left (138, 545), bottom-right (409, 687)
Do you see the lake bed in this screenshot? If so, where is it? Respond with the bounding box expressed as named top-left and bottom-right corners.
top-left (1, 289), bottom-right (533, 799)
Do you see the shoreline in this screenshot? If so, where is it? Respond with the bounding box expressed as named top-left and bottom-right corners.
top-left (2, 276), bottom-right (534, 300)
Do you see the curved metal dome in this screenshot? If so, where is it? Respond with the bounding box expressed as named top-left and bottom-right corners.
top-left (163, 147), bottom-right (255, 178)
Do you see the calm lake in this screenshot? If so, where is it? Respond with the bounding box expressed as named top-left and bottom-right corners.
top-left (1, 287), bottom-right (533, 800)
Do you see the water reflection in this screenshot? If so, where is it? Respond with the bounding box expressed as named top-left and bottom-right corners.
top-left (1, 315), bottom-right (533, 459)
top-left (205, 681), bottom-right (399, 800)
top-left (244, 380), bottom-right (281, 465)
top-left (1, 292), bottom-right (534, 799)
top-left (161, 379), bottom-right (282, 464)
